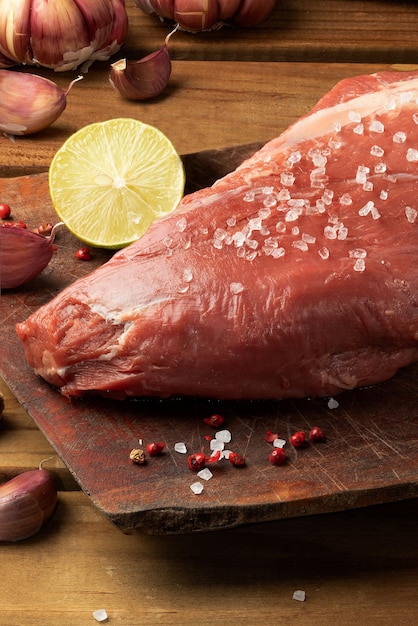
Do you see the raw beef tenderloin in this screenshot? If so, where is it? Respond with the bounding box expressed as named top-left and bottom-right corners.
top-left (16, 70), bottom-right (418, 399)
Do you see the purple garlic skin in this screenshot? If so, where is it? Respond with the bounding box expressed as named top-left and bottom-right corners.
top-left (0, 71), bottom-right (83, 136)
top-left (0, 0), bottom-right (129, 71)
top-left (0, 470), bottom-right (57, 542)
top-left (0, 225), bottom-right (58, 289)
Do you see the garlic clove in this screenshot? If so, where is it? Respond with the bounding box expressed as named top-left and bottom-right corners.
top-left (0, 0), bottom-right (32, 65)
top-left (109, 27), bottom-right (176, 101)
top-left (0, 71), bottom-right (82, 136)
top-left (0, 222), bottom-right (62, 289)
top-left (89, 0), bottom-right (129, 63)
top-left (0, 470), bottom-right (57, 542)
top-left (29, 0), bottom-right (114, 71)
top-left (110, 48), bottom-right (171, 100)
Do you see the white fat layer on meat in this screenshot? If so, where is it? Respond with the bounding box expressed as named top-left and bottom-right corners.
top-left (280, 77), bottom-right (418, 148)
top-left (89, 299), bottom-right (172, 323)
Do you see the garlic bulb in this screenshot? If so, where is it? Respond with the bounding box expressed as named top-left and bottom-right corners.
top-left (0, 0), bottom-right (129, 72)
top-left (0, 470), bottom-right (57, 542)
top-left (0, 222), bottom-right (62, 289)
top-left (0, 71), bottom-right (82, 136)
top-left (110, 27), bottom-right (176, 100)
top-left (134, 0), bottom-right (276, 31)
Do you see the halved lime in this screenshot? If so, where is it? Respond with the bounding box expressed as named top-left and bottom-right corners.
top-left (48, 118), bottom-right (185, 248)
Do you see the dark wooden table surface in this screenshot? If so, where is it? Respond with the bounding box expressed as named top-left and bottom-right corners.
top-left (2, 1), bottom-right (418, 624)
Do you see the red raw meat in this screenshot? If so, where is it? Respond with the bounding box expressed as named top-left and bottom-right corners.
top-left (16, 71), bottom-right (418, 400)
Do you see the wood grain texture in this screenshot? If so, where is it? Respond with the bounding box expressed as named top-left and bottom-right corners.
top-left (3, 148), bottom-right (418, 534)
top-left (125, 1), bottom-right (418, 63)
top-left (1, 489), bottom-right (418, 626)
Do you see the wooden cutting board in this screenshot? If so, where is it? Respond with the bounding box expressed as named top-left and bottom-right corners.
top-left (2, 143), bottom-right (418, 535)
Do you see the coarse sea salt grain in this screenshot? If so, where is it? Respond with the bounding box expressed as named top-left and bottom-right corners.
top-left (374, 163), bottom-right (387, 174)
top-left (197, 468), bottom-right (213, 481)
top-left (393, 131), bottom-right (407, 143)
top-left (348, 110), bottom-right (361, 123)
top-left (369, 120), bottom-right (384, 133)
top-left (339, 193), bottom-right (352, 206)
top-left (210, 439), bottom-right (225, 452)
top-left (353, 258), bottom-right (366, 272)
top-left (183, 268), bottom-right (193, 282)
top-left (293, 590), bottom-right (306, 602)
top-left (215, 429), bottom-right (232, 444)
top-left (92, 609), bottom-right (108, 623)
top-left (349, 248), bottom-right (367, 259)
top-left (190, 482), bottom-right (204, 494)
top-left (174, 442), bottom-right (187, 454)
top-left (405, 206), bottom-right (418, 223)
top-left (328, 397), bottom-right (339, 409)
top-left (176, 217), bottom-right (187, 232)
top-left (281, 171), bottom-right (295, 186)
top-left (406, 148), bottom-right (418, 162)
top-left (370, 144), bottom-right (384, 157)
top-left (318, 246), bottom-right (330, 260)
top-left (273, 438), bottom-right (286, 448)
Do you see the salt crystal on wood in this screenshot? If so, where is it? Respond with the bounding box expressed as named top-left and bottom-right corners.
top-left (190, 482), bottom-right (204, 494)
top-left (92, 609), bottom-right (108, 623)
top-left (210, 439), bottom-right (225, 452)
top-left (215, 429), bottom-right (232, 443)
top-left (293, 590), bottom-right (306, 602)
top-left (197, 468), bottom-right (213, 481)
top-left (328, 397), bottom-right (339, 409)
top-left (273, 438), bottom-right (286, 448)
top-left (174, 442), bottom-right (187, 454)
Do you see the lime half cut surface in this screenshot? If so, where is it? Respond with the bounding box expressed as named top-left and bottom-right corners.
top-left (48, 118), bottom-right (185, 249)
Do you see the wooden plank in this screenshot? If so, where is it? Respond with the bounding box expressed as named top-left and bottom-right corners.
top-left (125, 1), bottom-right (418, 63)
top-left (1, 491), bottom-right (418, 625)
top-left (3, 140), bottom-right (418, 534)
top-left (0, 378), bottom-right (80, 489)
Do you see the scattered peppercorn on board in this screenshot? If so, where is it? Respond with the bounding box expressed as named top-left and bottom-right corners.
top-left (2, 143), bottom-right (418, 535)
